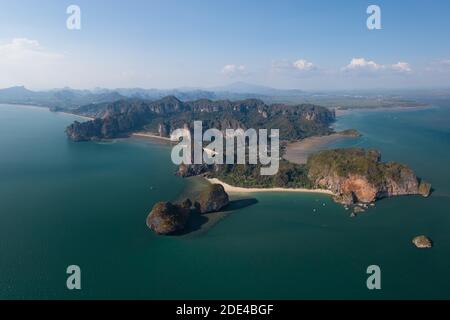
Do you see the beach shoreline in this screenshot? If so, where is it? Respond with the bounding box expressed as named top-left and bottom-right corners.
top-left (55, 111), bottom-right (94, 121)
top-left (132, 132), bottom-right (174, 143)
top-left (206, 178), bottom-right (334, 195)
top-left (334, 105), bottom-right (431, 117)
top-left (283, 132), bottom-right (359, 165)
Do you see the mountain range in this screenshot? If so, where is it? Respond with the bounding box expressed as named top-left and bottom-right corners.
top-left (0, 82), bottom-right (445, 110)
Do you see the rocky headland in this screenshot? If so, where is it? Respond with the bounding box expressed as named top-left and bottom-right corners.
top-left (307, 148), bottom-right (432, 206)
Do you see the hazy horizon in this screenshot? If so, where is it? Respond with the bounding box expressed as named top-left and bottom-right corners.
top-left (2, 81), bottom-right (450, 94)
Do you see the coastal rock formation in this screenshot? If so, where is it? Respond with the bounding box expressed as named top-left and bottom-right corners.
top-left (418, 180), bottom-right (432, 197)
top-left (412, 235), bottom-right (433, 248)
top-left (307, 148), bottom-right (431, 205)
top-left (194, 184), bottom-right (229, 214)
top-left (66, 119), bottom-right (104, 142)
top-left (146, 199), bottom-right (192, 235)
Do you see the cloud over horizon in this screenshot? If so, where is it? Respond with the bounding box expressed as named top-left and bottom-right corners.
top-left (342, 58), bottom-right (412, 74)
top-left (221, 64), bottom-right (248, 78)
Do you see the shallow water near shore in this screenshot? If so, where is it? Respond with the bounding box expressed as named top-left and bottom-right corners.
top-left (0, 104), bottom-right (450, 299)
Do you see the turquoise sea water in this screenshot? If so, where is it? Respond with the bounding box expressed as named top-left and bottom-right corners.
top-left (0, 104), bottom-right (449, 299)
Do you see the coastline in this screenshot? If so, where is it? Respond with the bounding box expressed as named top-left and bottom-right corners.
top-left (334, 105), bottom-right (431, 117)
top-left (206, 178), bottom-right (334, 195)
top-left (132, 132), bottom-right (174, 143)
top-left (55, 111), bottom-right (94, 121)
top-left (0, 103), bottom-right (95, 121)
top-left (283, 132), bottom-right (359, 165)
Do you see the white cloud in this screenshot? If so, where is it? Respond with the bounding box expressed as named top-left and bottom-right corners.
top-left (271, 58), bottom-right (318, 77)
top-left (438, 59), bottom-right (450, 66)
top-left (221, 64), bottom-right (247, 77)
top-left (391, 62), bottom-right (412, 73)
top-left (292, 59), bottom-right (315, 71)
top-left (343, 58), bottom-right (382, 71)
top-left (342, 58), bottom-right (412, 74)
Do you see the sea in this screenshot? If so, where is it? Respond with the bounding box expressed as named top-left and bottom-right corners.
top-left (0, 103), bottom-right (449, 299)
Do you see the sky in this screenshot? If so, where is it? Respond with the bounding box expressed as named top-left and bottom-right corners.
top-left (0, 0), bottom-right (450, 90)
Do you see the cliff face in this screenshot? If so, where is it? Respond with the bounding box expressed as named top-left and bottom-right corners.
top-left (66, 119), bottom-right (104, 141)
top-left (66, 96), bottom-right (335, 142)
top-left (307, 148), bottom-right (431, 205)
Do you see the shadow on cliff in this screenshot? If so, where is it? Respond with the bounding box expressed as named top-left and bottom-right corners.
top-left (178, 198), bottom-right (259, 235)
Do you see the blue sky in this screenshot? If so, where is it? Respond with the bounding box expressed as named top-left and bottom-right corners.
top-left (0, 0), bottom-right (450, 90)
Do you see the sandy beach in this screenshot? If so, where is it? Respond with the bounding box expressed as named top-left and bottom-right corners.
top-left (132, 132), bottom-right (174, 143)
top-left (283, 132), bottom-right (358, 165)
top-left (56, 111), bottom-right (94, 121)
top-left (207, 178), bottom-right (334, 195)
top-left (334, 105), bottom-right (431, 117)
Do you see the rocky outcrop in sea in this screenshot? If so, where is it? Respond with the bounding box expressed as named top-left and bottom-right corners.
top-left (412, 235), bottom-right (433, 249)
top-left (194, 184), bottom-right (230, 214)
top-left (146, 184), bottom-right (230, 235)
top-left (146, 199), bottom-right (192, 235)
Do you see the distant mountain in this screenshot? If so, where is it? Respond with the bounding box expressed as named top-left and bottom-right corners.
top-left (114, 88), bottom-right (217, 101)
top-left (76, 83), bottom-right (307, 102)
top-left (0, 86), bottom-right (40, 100)
top-left (0, 84), bottom-right (434, 111)
top-left (0, 86), bottom-right (125, 109)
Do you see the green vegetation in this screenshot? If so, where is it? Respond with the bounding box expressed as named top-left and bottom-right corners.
top-left (66, 96), bottom-right (336, 141)
top-left (209, 160), bottom-right (313, 189)
top-left (307, 148), bottom-right (386, 185)
top-left (306, 148), bottom-right (428, 193)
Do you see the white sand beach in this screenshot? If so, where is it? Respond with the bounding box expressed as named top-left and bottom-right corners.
top-left (206, 178), bottom-right (334, 195)
top-left (283, 133), bottom-right (357, 165)
top-left (132, 132), bottom-right (173, 142)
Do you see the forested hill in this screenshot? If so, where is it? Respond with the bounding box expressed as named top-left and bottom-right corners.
top-left (65, 96), bottom-right (336, 141)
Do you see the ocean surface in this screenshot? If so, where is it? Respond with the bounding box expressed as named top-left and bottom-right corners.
top-left (0, 103), bottom-right (449, 299)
